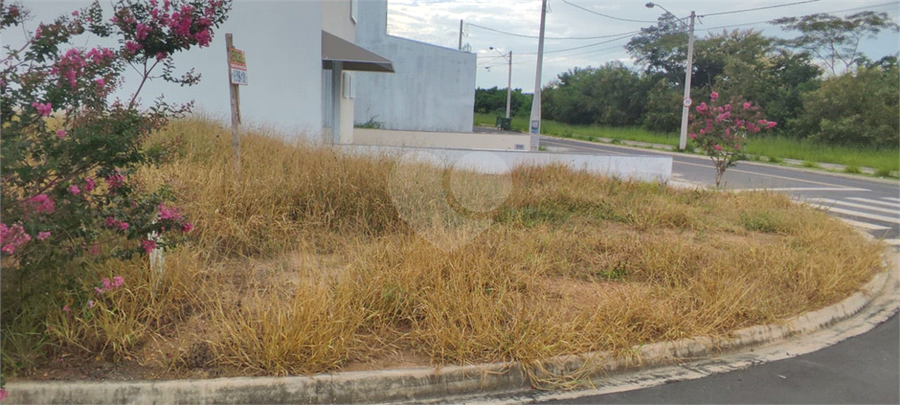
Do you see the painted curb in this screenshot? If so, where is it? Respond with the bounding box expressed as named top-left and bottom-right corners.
top-left (7, 253), bottom-right (898, 405)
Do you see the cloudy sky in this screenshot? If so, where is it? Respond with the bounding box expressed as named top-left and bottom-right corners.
top-left (383, 0), bottom-right (900, 92)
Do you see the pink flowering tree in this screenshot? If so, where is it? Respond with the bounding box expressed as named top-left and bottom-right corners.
top-left (688, 92), bottom-right (777, 188)
top-left (0, 0), bottom-right (229, 381)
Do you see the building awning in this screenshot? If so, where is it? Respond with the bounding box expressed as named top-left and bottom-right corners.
top-left (322, 31), bottom-right (394, 73)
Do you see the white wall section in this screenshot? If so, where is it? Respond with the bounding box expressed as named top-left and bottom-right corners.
top-left (354, 0), bottom-right (476, 133)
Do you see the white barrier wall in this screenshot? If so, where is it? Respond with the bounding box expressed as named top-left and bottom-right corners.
top-left (354, 128), bottom-right (531, 151)
top-left (354, 0), bottom-right (477, 133)
top-left (339, 145), bottom-right (673, 183)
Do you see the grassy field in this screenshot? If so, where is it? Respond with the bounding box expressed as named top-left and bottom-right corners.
top-left (3, 117), bottom-right (885, 384)
top-left (474, 113), bottom-right (899, 176)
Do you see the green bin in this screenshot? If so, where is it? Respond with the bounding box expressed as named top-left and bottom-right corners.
top-left (495, 117), bottom-right (512, 131)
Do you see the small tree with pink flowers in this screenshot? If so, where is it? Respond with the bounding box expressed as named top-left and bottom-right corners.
top-left (688, 92), bottom-right (777, 188)
top-left (0, 0), bottom-right (229, 382)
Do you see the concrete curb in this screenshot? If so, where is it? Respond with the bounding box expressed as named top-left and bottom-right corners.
top-left (8, 254), bottom-right (898, 404)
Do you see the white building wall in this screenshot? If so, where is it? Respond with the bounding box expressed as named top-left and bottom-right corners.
top-left (354, 0), bottom-right (476, 133)
top-left (322, 0), bottom-right (357, 143)
top-left (181, 1), bottom-right (324, 140)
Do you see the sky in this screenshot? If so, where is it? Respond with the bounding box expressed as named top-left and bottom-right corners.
top-left (383, 0), bottom-right (900, 92)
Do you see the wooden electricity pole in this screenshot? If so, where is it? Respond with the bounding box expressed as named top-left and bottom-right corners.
top-left (226, 33), bottom-right (242, 177)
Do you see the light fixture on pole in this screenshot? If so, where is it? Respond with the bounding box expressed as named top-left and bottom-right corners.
top-left (489, 47), bottom-right (513, 119)
top-left (646, 2), bottom-right (695, 152)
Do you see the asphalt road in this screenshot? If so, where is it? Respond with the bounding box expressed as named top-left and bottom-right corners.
top-left (533, 136), bottom-right (900, 404)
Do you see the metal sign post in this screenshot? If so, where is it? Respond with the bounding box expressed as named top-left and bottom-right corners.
top-left (226, 33), bottom-right (247, 176)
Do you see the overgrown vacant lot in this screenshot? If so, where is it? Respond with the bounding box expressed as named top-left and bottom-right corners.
top-left (6, 117), bottom-right (885, 382)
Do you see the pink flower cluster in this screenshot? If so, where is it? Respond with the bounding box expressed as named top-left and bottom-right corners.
top-left (29, 194), bottom-right (56, 214)
top-left (32, 102), bottom-right (52, 117)
top-left (94, 276), bottom-right (125, 294)
top-left (158, 204), bottom-right (194, 233)
top-left (114, 0), bottom-right (224, 58)
top-left (1, 223), bottom-right (32, 254)
top-left (106, 172), bottom-right (125, 190)
top-left (105, 216), bottom-right (130, 231)
top-left (52, 48), bottom-right (87, 88)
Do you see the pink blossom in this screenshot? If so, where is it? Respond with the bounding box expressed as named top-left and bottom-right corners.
top-left (84, 178), bottom-right (95, 192)
top-left (37, 231), bottom-right (51, 241)
top-left (106, 217), bottom-right (119, 228)
top-left (69, 185), bottom-right (81, 195)
top-left (724, 104), bottom-right (732, 112)
top-left (118, 221), bottom-right (129, 231)
top-left (699, 129), bottom-right (706, 135)
top-left (1, 223), bottom-right (31, 254)
top-left (136, 23), bottom-right (152, 40)
top-left (32, 102), bottom-right (52, 117)
top-left (94, 287), bottom-right (103, 294)
top-left (106, 172), bottom-right (125, 190)
top-left (713, 145), bottom-right (723, 152)
top-left (158, 204), bottom-right (183, 221)
top-left (734, 144), bottom-right (741, 150)
top-left (96, 78), bottom-right (105, 87)
top-left (743, 102), bottom-right (751, 110)
top-left (0, 389), bottom-right (8, 402)
top-left (62, 305), bottom-right (70, 312)
top-left (57, 129), bottom-right (67, 139)
top-left (87, 300), bottom-right (95, 309)
top-left (156, 52), bottom-right (168, 61)
top-left (766, 121), bottom-right (777, 129)
top-left (696, 102), bottom-right (708, 114)
top-left (89, 244), bottom-right (100, 256)
top-left (142, 239), bottom-right (157, 253)
top-left (29, 194), bottom-right (55, 214)
top-left (182, 222), bottom-right (194, 233)
top-left (101, 278), bottom-right (112, 290)
top-left (688, 133), bottom-right (697, 139)
top-left (124, 41), bottom-right (142, 54)
top-left (113, 276), bottom-right (125, 288)
top-left (710, 92), bottom-right (719, 100)
top-left (72, 10), bottom-right (79, 16)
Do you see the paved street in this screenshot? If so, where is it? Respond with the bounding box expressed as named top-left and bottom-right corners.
top-left (533, 136), bottom-right (900, 404)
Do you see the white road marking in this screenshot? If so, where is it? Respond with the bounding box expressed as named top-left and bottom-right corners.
top-left (881, 197), bottom-right (900, 203)
top-left (737, 187), bottom-right (870, 192)
top-left (837, 218), bottom-right (890, 231)
top-left (882, 239), bottom-right (900, 247)
top-left (807, 198), bottom-right (900, 215)
top-left (805, 204), bottom-right (900, 225)
top-left (847, 197), bottom-right (900, 209)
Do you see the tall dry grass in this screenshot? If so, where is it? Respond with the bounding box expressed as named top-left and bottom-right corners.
top-left (27, 116), bottom-right (883, 381)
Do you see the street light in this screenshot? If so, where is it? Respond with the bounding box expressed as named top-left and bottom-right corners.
top-left (489, 47), bottom-right (513, 119)
top-left (646, 2), bottom-right (695, 152)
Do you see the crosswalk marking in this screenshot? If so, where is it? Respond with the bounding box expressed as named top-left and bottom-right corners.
top-left (837, 218), bottom-right (890, 231)
top-left (882, 239), bottom-right (900, 247)
top-left (884, 197), bottom-right (900, 203)
top-left (847, 197), bottom-right (900, 209)
top-left (805, 203), bottom-right (900, 224)
top-left (807, 198), bottom-right (900, 216)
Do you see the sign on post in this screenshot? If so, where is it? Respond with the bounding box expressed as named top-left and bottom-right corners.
top-left (228, 47), bottom-right (248, 85)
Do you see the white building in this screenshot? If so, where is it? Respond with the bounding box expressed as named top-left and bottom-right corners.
top-left (354, 0), bottom-right (477, 133)
top-left (174, 0), bottom-right (475, 143)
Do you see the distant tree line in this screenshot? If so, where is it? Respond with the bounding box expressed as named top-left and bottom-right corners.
top-left (474, 87), bottom-right (533, 117)
top-left (477, 11), bottom-right (899, 148)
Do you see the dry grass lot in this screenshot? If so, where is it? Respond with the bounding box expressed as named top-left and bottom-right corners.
top-left (13, 117), bottom-right (885, 383)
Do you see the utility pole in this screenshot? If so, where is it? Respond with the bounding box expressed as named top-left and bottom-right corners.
top-left (646, 3), bottom-right (695, 151)
top-left (529, 0), bottom-right (548, 151)
top-left (506, 50), bottom-right (512, 119)
top-left (459, 20), bottom-right (464, 51)
top-left (679, 11), bottom-right (696, 151)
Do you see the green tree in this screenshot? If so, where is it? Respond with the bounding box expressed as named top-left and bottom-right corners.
top-left (542, 62), bottom-right (646, 127)
top-left (625, 13), bottom-right (689, 87)
top-left (791, 65), bottom-right (899, 147)
top-left (773, 11), bottom-right (899, 76)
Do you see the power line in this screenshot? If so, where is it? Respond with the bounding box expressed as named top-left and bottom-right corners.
top-left (700, 0), bottom-right (822, 17)
top-left (560, 0), bottom-right (657, 23)
top-left (697, 1), bottom-right (900, 33)
top-left (466, 23), bottom-right (640, 40)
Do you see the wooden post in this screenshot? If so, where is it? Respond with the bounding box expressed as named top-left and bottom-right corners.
top-left (226, 33), bottom-right (241, 177)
